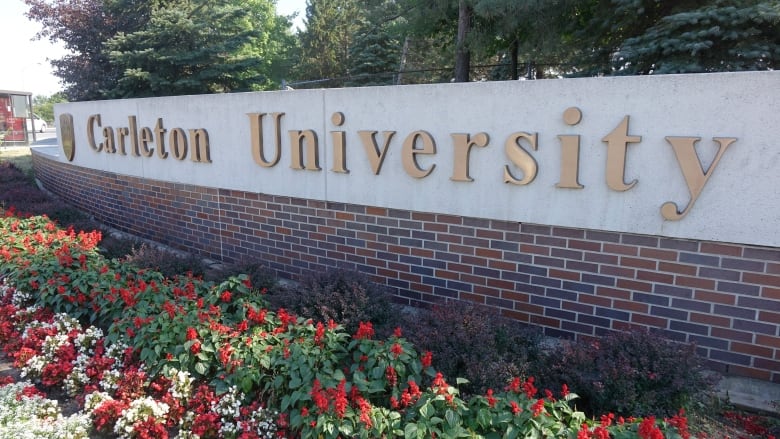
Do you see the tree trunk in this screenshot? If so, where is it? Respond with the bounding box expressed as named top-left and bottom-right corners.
top-left (397, 36), bottom-right (410, 85)
top-left (510, 39), bottom-right (518, 80)
top-left (454, 0), bottom-right (471, 82)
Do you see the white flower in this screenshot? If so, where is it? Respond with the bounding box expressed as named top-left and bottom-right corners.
top-left (113, 396), bottom-right (169, 439)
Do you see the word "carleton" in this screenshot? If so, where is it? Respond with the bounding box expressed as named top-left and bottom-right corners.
top-left (87, 115), bottom-right (211, 163)
top-left (248, 108), bottom-right (736, 221)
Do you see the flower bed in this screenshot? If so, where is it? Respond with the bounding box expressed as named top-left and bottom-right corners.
top-left (0, 211), bottom-right (694, 438)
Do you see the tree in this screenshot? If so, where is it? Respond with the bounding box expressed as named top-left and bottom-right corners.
top-left (32, 93), bottom-right (68, 124)
top-left (25, 0), bottom-right (156, 101)
top-left (613, 0), bottom-right (780, 74)
top-left (295, 0), bottom-right (362, 87)
top-left (105, 0), bottom-right (291, 97)
top-left (559, 0), bottom-right (780, 76)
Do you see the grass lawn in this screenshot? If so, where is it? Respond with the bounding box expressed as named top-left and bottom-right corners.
top-left (0, 146), bottom-right (33, 176)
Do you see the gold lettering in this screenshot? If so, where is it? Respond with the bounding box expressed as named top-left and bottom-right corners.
top-left (87, 114), bottom-right (102, 152)
top-left (117, 127), bottom-right (129, 155)
top-left (504, 132), bottom-right (538, 185)
top-left (330, 112), bottom-right (348, 173)
top-left (189, 129), bottom-right (211, 163)
top-left (402, 130), bottom-right (436, 178)
top-left (170, 128), bottom-right (188, 160)
top-left (140, 127), bottom-right (154, 157)
top-left (288, 130), bottom-right (320, 170)
top-left (101, 127), bottom-right (116, 153)
top-left (155, 118), bottom-right (168, 159)
top-left (358, 130), bottom-right (395, 175)
top-left (557, 107), bottom-right (584, 189)
top-left (450, 132), bottom-right (488, 182)
top-left (248, 112), bottom-right (283, 167)
top-left (661, 136), bottom-right (736, 220)
top-left (128, 116), bottom-right (140, 156)
top-left (602, 116), bottom-right (641, 191)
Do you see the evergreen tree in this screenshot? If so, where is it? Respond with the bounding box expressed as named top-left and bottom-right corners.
top-left (106, 0), bottom-right (291, 97)
top-left (296, 0), bottom-right (361, 87)
top-left (613, 0), bottom-right (780, 74)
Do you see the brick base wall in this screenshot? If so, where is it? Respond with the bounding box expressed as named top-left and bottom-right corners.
top-left (33, 152), bottom-right (780, 382)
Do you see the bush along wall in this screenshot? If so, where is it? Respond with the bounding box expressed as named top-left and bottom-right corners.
top-left (0, 211), bottom-right (694, 438)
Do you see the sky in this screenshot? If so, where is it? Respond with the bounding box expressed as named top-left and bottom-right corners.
top-left (0, 0), bottom-right (306, 98)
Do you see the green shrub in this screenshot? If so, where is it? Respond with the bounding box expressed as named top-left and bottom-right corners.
top-left (535, 329), bottom-right (714, 417)
top-left (266, 269), bottom-right (399, 336)
top-left (124, 242), bottom-right (208, 279)
top-left (402, 300), bottom-right (544, 397)
top-left (211, 258), bottom-right (277, 291)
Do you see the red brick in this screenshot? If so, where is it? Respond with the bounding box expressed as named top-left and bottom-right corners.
top-left (694, 290), bottom-right (736, 305)
top-left (502, 309), bottom-right (530, 323)
top-left (436, 214), bottom-right (463, 225)
top-left (487, 278), bottom-right (515, 290)
top-left (476, 229), bottom-right (503, 239)
top-left (756, 335), bottom-right (780, 349)
top-left (701, 242), bottom-right (743, 257)
top-left (410, 248), bottom-right (434, 258)
top-left (531, 315), bottom-right (561, 328)
top-left (424, 222), bottom-right (448, 232)
top-left (410, 283), bottom-right (433, 294)
top-left (638, 247), bottom-right (679, 261)
top-left (632, 314), bottom-right (667, 328)
top-left (435, 234), bottom-right (460, 244)
top-left (744, 272), bottom-right (780, 287)
top-left (596, 286), bottom-right (630, 300)
top-left (502, 291), bottom-right (529, 302)
top-left (675, 276), bottom-right (716, 289)
top-left (616, 278), bottom-right (653, 292)
top-left (690, 312), bottom-right (730, 328)
top-left (761, 286), bottom-right (780, 299)
top-left (516, 302), bottom-right (544, 315)
top-left (335, 211), bottom-right (354, 221)
top-left (614, 299), bottom-right (648, 313)
top-left (435, 269), bottom-right (459, 280)
top-left (580, 294), bottom-right (613, 307)
top-left (604, 243), bottom-right (639, 256)
top-left (448, 263), bottom-right (472, 274)
top-left (549, 269), bottom-right (581, 281)
top-left (711, 327), bottom-right (753, 343)
top-left (520, 244), bottom-right (549, 256)
top-left (658, 262), bottom-right (698, 276)
top-left (410, 211), bottom-right (434, 221)
top-left (488, 259), bottom-right (516, 271)
top-left (461, 256), bottom-right (487, 266)
top-left (731, 342), bottom-right (773, 358)
top-left (620, 256), bottom-right (657, 270)
top-left (399, 272), bottom-right (421, 283)
top-left (600, 265), bottom-right (635, 278)
top-left (568, 239), bottom-right (601, 252)
top-left (460, 292), bottom-right (486, 304)
top-left (387, 245), bottom-right (411, 255)
top-left (461, 274), bottom-right (487, 286)
top-left (759, 310), bottom-right (780, 325)
top-left (476, 248), bottom-right (503, 259)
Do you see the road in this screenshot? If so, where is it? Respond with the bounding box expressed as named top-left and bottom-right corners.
top-left (29, 127), bottom-right (58, 146)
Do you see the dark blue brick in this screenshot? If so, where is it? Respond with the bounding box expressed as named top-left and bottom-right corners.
top-left (689, 335), bottom-right (729, 350)
top-left (650, 306), bottom-right (688, 320)
top-left (502, 271), bottom-right (530, 283)
top-left (546, 288), bottom-right (577, 302)
top-left (578, 314), bottom-right (611, 328)
top-left (709, 349), bottom-right (751, 365)
top-left (490, 240), bottom-right (518, 251)
top-left (680, 252), bottom-right (719, 267)
top-left (581, 273), bottom-right (615, 287)
top-left (531, 276), bottom-right (561, 288)
top-left (633, 292), bottom-right (669, 306)
top-left (411, 265), bottom-right (433, 276)
top-left (474, 267), bottom-right (500, 278)
top-left (653, 284), bottom-right (692, 299)
top-left (546, 308), bottom-right (576, 320)
top-left (562, 281), bottom-right (595, 294)
top-left (561, 321), bottom-right (594, 335)
top-left (422, 276), bottom-right (447, 288)
top-left (399, 255), bottom-right (422, 265)
top-left (517, 264), bottom-right (547, 276)
top-left (530, 295), bottom-right (561, 308)
top-left (671, 298), bottom-right (711, 313)
top-left (669, 320), bottom-right (709, 336)
top-left (447, 280), bottom-right (473, 292)
top-left (516, 283), bottom-right (546, 296)
top-left (596, 307), bottom-right (630, 321)
top-left (423, 258), bottom-right (447, 269)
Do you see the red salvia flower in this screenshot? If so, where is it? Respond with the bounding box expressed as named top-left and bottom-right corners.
top-left (421, 351), bottom-right (433, 368)
top-left (354, 321), bottom-right (374, 340)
